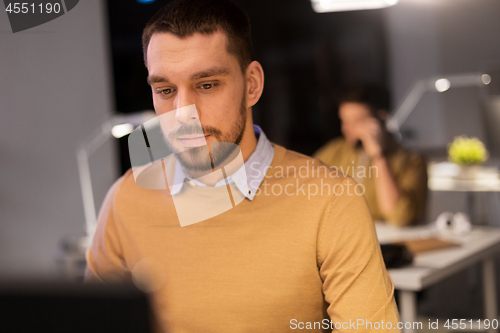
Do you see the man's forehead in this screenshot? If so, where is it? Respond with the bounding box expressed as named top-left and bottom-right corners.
top-left (146, 31), bottom-right (235, 71)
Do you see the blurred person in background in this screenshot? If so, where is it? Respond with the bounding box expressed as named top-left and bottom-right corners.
top-left (314, 85), bottom-right (427, 226)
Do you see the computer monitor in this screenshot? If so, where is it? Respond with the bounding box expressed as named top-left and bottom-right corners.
top-left (0, 281), bottom-right (153, 333)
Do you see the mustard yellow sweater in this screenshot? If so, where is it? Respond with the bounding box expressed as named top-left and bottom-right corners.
top-left (85, 144), bottom-right (400, 332)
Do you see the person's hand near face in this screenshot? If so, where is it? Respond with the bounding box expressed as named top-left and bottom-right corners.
top-left (352, 117), bottom-right (384, 159)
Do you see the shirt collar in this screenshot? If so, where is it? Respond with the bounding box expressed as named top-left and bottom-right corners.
top-left (169, 125), bottom-right (274, 200)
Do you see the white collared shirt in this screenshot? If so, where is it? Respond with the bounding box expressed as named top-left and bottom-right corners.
top-left (169, 125), bottom-right (274, 201)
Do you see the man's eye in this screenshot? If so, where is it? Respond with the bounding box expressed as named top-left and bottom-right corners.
top-left (160, 88), bottom-right (174, 95)
top-left (200, 83), bottom-right (216, 90)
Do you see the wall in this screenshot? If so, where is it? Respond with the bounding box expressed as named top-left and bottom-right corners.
top-left (0, 1), bottom-right (117, 278)
top-left (385, 0), bottom-right (500, 151)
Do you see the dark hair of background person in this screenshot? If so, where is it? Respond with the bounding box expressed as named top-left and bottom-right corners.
top-left (340, 84), bottom-right (391, 116)
top-left (142, 0), bottom-right (254, 73)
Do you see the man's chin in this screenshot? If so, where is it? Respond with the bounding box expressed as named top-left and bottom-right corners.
top-left (178, 159), bottom-right (214, 173)
top-left (174, 146), bottom-right (213, 172)
top-left (174, 142), bottom-right (239, 173)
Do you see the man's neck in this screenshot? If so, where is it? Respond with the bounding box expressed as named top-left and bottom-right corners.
top-left (238, 119), bottom-right (258, 163)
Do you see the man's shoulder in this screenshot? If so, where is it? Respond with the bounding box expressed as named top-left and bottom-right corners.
top-left (312, 137), bottom-right (351, 165)
top-left (270, 143), bottom-right (348, 185)
top-left (107, 168), bottom-right (144, 203)
top-left (315, 137), bottom-right (348, 153)
top-left (110, 158), bottom-right (176, 203)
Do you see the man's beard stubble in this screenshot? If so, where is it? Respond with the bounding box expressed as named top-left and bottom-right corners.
top-left (166, 96), bottom-right (247, 173)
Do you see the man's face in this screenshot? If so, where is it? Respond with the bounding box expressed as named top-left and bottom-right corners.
top-left (339, 102), bottom-right (373, 145)
top-left (146, 31), bottom-right (247, 172)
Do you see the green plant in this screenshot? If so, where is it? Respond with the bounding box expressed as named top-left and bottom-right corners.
top-left (448, 136), bottom-right (488, 165)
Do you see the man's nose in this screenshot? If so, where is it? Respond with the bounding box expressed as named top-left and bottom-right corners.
top-left (173, 91), bottom-right (199, 124)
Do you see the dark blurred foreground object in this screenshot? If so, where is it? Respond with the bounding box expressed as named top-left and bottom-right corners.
top-left (0, 282), bottom-right (153, 333)
top-left (380, 244), bottom-right (414, 268)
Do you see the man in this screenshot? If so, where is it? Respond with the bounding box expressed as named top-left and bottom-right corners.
top-left (314, 85), bottom-right (427, 226)
top-left (85, 1), bottom-right (400, 332)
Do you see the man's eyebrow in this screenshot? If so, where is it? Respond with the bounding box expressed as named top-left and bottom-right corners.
top-left (191, 67), bottom-right (230, 80)
top-left (147, 67), bottom-right (230, 85)
top-left (147, 75), bottom-right (170, 85)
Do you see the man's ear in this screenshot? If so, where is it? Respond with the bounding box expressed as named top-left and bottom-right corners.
top-left (245, 61), bottom-right (264, 108)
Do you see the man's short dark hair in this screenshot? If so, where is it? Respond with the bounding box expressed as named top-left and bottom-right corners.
top-left (142, 0), bottom-right (254, 73)
top-left (340, 84), bottom-right (391, 116)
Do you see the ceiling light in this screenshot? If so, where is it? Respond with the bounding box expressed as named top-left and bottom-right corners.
top-left (311, 0), bottom-right (398, 13)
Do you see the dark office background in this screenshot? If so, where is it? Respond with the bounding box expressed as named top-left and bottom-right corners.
top-left (2, 0), bottom-right (500, 322)
top-left (106, 0), bottom-right (389, 174)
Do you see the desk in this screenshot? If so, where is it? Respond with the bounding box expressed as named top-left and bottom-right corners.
top-left (376, 223), bottom-right (500, 333)
top-left (427, 163), bottom-right (500, 226)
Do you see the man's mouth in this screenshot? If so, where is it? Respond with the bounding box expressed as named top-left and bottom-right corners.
top-left (177, 134), bottom-right (210, 147)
